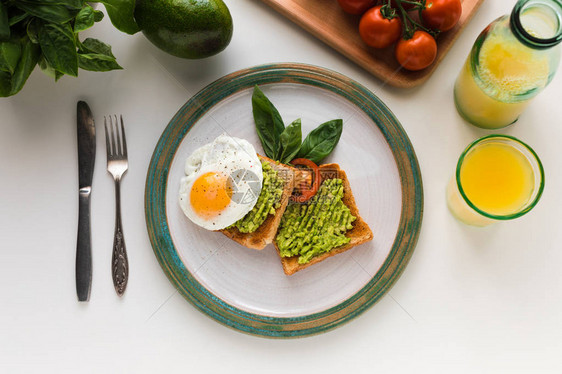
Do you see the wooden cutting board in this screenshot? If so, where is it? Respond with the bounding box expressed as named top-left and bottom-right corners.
top-left (260, 0), bottom-right (486, 88)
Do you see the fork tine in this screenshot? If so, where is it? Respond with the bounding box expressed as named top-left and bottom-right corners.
top-left (109, 115), bottom-right (117, 156)
top-left (114, 115), bottom-right (122, 156)
top-left (104, 116), bottom-right (111, 156)
top-left (120, 115), bottom-right (127, 158)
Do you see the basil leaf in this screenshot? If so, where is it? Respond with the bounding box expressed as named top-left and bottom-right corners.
top-left (79, 37), bottom-right (114, 57)
top-left (26, 0), bottom-right (85, 9)
top-left (0, 70), bottom-right (11, 96)
top-left (38, 53), bottom-right (56, 78)
top-left (14, 2), bottom-right (77, 23)
top-left (9, 10), bottom-right (29, 27)
top-left (38, 54), bottom-right (63, 80)
top-left (0, 2), bottom-right (10, 40)
top-left (77, 37), bottom-right (121, 71)
top-left (27, 18), bottom-right (40, 44)
top-left (297, 119), bottom-right (343, 164)
top-left (94, 10), bottom-right (104, 22)
top-left (78, 52), bottom-right (122, 71)
top-left (99, 0), bottom-right (139, 34)
top-left (74, 5), bottom-right (95, 33)
top-left (0, 41), bottom-right (21, 74)
top-left (8, 36), bottom-right (40, 96)
top-left (252, 85), bottom-right (285, 160)
top-left (279, 118), bottom-right (302, 164)
top-left (38, 22), bottom-right (78, 76)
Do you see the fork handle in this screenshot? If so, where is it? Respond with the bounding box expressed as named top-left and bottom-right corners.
top-left (76, 189), bottom-right (92, 302)
top-left (112, 178), bottom-right (129, 296)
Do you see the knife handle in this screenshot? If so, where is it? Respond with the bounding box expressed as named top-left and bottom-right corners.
top-left (76, 188), bottom-right (92, 302)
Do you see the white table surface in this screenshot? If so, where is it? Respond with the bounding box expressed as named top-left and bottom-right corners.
top-left (2, 1), bottom-right (561, 372)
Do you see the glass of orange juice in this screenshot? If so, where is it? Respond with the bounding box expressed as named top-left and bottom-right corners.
top-left (447, 135), bottom-right (544, 226)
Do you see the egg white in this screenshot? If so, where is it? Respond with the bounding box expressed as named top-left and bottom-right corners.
top-left (179, 134), bottom-right (263, 230)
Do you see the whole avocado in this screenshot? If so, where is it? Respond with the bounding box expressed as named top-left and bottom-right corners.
top-left (134, 0), bottom-right (233, 59)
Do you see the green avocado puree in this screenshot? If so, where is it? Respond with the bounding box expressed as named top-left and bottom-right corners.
top-left (230, 161), bottom-right (284, 233)
top-left (276, 178), bottom-right (356, 264)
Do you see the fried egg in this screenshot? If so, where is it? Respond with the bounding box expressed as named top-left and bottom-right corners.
top-left (179, 134), bottom-right (263, 230)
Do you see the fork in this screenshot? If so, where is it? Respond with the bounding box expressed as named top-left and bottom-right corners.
top-left (104, 115), bottom-right (129, 297)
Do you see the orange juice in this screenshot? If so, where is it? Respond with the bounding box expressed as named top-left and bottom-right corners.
top-left (459, 143), bottom-right (534, 215)
top-left (454, 37), bottom-right (548, 129)
top-left (446, 136), bottom-right (544, 227)
top-left (454, 1), bottom-right (562, 129)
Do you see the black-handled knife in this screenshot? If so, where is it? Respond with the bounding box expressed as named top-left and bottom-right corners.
top-left (76, 101), bottom-right (96, 302)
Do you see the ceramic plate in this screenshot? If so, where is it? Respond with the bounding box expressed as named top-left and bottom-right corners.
top-left (145, 63), bottom-right (423, 338)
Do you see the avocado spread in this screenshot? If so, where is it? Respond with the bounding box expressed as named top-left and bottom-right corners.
top-left (230, 161), bottom-right (285, 233)
top-left (276, 178), bottom-right (356, 264)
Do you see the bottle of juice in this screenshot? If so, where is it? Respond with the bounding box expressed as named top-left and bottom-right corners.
top-left (454, 0), bottom-right (562, 129)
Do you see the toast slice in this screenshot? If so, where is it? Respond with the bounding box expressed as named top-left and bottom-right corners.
top-left (274, 163), bottom-right (373, 275)
top-left (220, 155), bottom-right (296, 250)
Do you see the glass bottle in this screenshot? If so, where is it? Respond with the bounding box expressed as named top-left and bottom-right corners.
top-left (454, 0), bottom-right (562, 129)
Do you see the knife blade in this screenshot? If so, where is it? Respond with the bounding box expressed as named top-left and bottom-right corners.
top-left (76, 101), bottom-right (95, 302)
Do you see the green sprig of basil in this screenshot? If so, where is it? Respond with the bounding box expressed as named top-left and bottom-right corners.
top-left (0, 0), bottom-right (138, 97)
top-left (297, 119), bottom-right (343, 164)
top-left (252, 85), bottom-right (343, 165)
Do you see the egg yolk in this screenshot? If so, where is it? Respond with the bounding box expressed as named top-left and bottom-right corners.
top-left (190, 172), bottom-right (232, 220)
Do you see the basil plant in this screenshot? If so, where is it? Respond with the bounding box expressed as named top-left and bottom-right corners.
top-left (0, 0), bottom-right (138, 97)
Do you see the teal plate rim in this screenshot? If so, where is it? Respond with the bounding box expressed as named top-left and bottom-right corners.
top-left (145, 63), bottom-right (424, 338)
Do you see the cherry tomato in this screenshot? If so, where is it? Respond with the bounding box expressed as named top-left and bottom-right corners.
top-left (290, 158), bottom-right (321, 203)
top-left (422, 0), bottom-right (462, 31)
top-left (395, 31), bottom-right (437, 71)
top-left (337, 0), bottom-right (377, 15)
top-left (359, 6), bottom-right (402, 49)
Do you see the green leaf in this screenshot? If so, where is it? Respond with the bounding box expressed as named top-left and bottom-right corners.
top-left (297, 119), bottom-right (343, 164)
top-left (278, 119), bottom-right (302, 164)
top-left (8, 36), bottom-right (40, 96)
top-left (38, 53), bottom-right (56, 78)
top-left (99, 0), bottom-right (139, 34)
top-left (38, 22), bottom-right (78, 76)
top-left (0, 41), bottom-right (21, 74)
top-left (93, 10), bottom-right (104, 22)
top-left (77, 37), bottom-right (121, 71)
top-left (78, 52), bottom-right (122, 71)
top-left (9, 10), bottom-right (29, 27)
top-left (25, 0), bottom-right (85, 9)
top-left (14, 2), bottom-right (77, 24)
top-left (38, 54), bottom-right (64, 80)
top-left (0, 70), bottom-right (11, 96)
top-left (0, 2), bottom-right (10, 40)
top-left (74, 5), bottom-right (95, 33)
top-left (79, 37), bottom-right (115, 57)
top-left (252, 85), bottom-right (285, 160)
top-left (26, 18), bottom-right (40, 44)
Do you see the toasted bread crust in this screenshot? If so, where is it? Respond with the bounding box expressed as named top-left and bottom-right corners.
top-left (220, 155), bottom-right (296, 250)
top-left (275, 163), bottom-right (373, 275)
